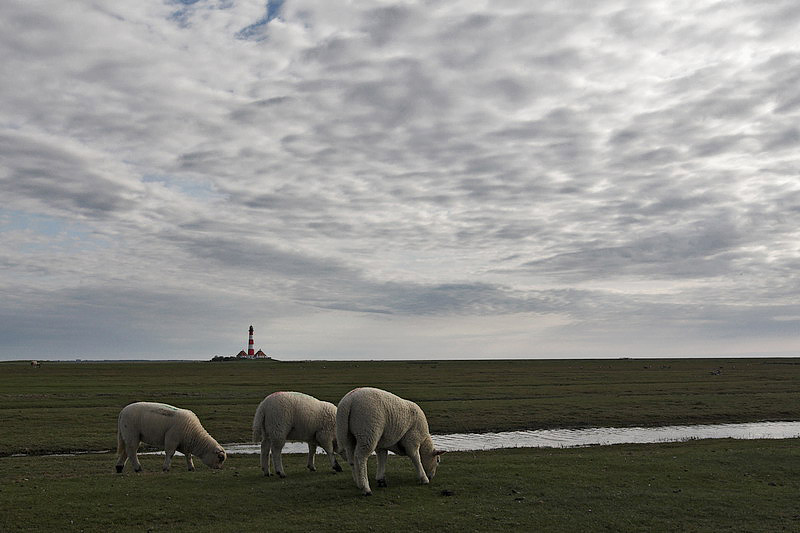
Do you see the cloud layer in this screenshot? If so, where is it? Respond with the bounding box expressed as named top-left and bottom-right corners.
top-left (1, 0), bottom-right (798, 359)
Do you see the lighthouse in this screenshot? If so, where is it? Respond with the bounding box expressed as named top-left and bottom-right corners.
top-left (248, 325), bottom-right (255, 357)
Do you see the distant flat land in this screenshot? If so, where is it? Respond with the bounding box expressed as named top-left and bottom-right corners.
top-left (2, 357), bottom-right (799, 456)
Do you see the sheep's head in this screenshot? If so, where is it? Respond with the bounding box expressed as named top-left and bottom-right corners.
top-left (421, 438), bottom-right (445, 480)
top-left (201, 446), bottom-right (227, 469)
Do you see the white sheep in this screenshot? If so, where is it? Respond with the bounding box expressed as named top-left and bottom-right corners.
top-left (115, 402), bottom-right (226, 473)
top-left (336, 387), bottom-right (445, 495)
top-left (252, 391), bottom-right (342, 477)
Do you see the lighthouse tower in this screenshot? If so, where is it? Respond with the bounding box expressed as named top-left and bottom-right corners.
top-left (248, 325), bottom-right (255, 357)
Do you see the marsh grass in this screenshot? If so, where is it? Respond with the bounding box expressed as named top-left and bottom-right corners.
top-left (2, 358), bottom-right (800, 456)
top-left (2, 358), bottom-right (800, 531)
top-left (1, 439), bottom-right (799, 532)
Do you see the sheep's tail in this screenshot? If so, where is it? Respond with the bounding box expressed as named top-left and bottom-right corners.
top-left (252, 402), bottom-right (265, 443)
top-left (335, 395), bottom-right (354, 458)
top-left (116, 430), bottom-right (124, 455)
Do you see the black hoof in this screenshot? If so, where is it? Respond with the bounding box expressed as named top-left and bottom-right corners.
top-left (377, 478), bottom-right (387, 488)
top-left (134, 467), bottom-right (142, 473)
top-left (307, 465), bottom-right (316, 472)
top-left (278, 472), bottom-right (286, 479)
top-left (333, 463), bottom-right (343, 472)
top-left (115, 465), bottom-right (123, 474)
top-left (363, 491), bottom-right (372, 497)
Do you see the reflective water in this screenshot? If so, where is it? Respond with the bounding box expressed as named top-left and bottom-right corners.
top-left (223, 421), bottom-right (800, 455)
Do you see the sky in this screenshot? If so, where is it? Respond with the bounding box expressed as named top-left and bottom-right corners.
top-left (1, 0), bottom-right (799, 361)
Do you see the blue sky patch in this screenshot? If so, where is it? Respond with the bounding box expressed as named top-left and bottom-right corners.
top-left (143, 174), bottom-right (220, 201)
top-left (237, 0), bottom-right (286, 40)
top-left (0, 209), bottom-right (108, 253)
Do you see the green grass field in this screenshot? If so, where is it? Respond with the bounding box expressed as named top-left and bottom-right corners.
top-left (1, 358), bottom-right (799, 532)
top-left (2, 439), bottom-right (799, 532)
top-left (2, 358), bottom-right (799, 455)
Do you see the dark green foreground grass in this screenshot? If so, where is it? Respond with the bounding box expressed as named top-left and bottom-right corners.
top-left (2, 358), bottom-right (800, 456)
top-left (2, 439), bottom-right (799, 532)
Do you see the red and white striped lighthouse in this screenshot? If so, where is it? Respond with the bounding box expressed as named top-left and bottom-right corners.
top-left (248, 325), bottom-right (255, 357)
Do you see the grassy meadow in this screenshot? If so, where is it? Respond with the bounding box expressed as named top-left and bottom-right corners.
top-left (2, 438), bottom-right (799, 532)
top-left (2, 358), bottom-right (800, 455)
top-left (1, 357), bottom-right (800, 531)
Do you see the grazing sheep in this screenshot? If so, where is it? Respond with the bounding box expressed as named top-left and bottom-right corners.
top-left (115, 402), bottom-right (226, 473)
top-left (336, 387), bottom-right (445, 496)
top-left (252, 391), bottom-right (342, 477)
top-left (30, 360), bottom-right (40, 368)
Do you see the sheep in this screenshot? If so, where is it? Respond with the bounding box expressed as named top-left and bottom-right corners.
top-left (252, 391), bottom-right (342, 478)
top-left (336, 387), bottom-right (445, 496)
top-left (115, 402), bottom-right (226, 473)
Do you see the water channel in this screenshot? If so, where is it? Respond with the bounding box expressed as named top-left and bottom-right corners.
top-left (222, 421), bottom-right (800, 455)
top-left (17, 421), bottom-right (797, 458)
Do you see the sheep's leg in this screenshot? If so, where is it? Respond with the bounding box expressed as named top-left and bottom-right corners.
top-left (354, 443), bottom-right (373, 496)
top-left (375, 448), bottom-right (389, 487)
top-left (163, 446), bottom-right (176, 472)
top-left (270, 439), bottom-right (287, 478)
top-left (163, 430), bottom-right (183, 472)
top-left (126, 442), bottom-right (142, 472)
top-left (306, 442), bottom-right (317, 472)
top-left (115, 441), bottom-right (128, 473)
top-left (407, 447), bottom-right (430, 484)
top-left (185, 453), bottom-right (195, 471)
top-left (350, 457), bottom-right (359, 484)
top-left (322, 442), bottom-right (342, 472)
top-left (349, 442), bottom-right (362, 483)
top-left (260, 439), bottom-right (271, 476)
top-left (344, 438), bottom-right (355, 467)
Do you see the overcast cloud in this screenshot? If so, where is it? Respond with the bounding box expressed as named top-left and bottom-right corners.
top-left (1, 0), bottom-right (798, 360)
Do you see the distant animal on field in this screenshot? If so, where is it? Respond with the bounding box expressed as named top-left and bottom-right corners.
top-left (30, 360), bottom-right (40, 368)
top-left (115, 402), bottom-right (226, 473)
top-left (253, 391), bottom-right (341, 477)
top-left (336, 387), bottom-right (445, 496)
